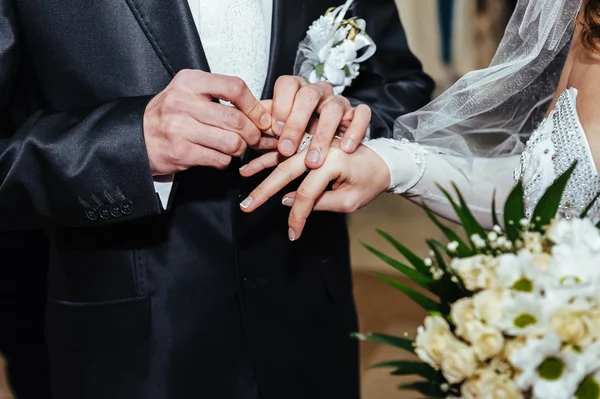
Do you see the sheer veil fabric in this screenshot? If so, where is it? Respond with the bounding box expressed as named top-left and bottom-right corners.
top-left (394, 0), bottom-right (583, 173)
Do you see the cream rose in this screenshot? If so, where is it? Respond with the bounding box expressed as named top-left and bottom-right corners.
top-left (450, 255), bottom-right (498, 292)
top-left (550, 309), bottom-right (594, 345)
top-left (462, 370), bottom-right (523, 399)
top-left (473, 288), bottom-right (505, 324)
top-left (451, 297), bottom-right (477, 339)
top-left (415, 315), bottom-right (453, 368)
top-left (464, 321), bottom-right (505, 361)
top-left (441, 341), bottom-right (477, 384)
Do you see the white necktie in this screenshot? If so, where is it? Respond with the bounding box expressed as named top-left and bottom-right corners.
top-left (195, 0), bottom-right (269, 100)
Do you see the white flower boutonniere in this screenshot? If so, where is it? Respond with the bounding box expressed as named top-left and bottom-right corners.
top-left (294, 0), bottom-right (376, 95)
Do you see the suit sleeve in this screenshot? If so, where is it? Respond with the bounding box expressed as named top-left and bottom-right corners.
top-left (344, 0), bottom-right (435, 139)
top-left (0, 2), bottom-right (162, 231)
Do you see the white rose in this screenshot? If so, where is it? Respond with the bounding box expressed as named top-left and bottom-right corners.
top-left (550, 309), bottom-right (594, 345)
top-left (473, 288), bottom-right (505, 324)
top-left (451, 297), bottom-right (477, 338)
top-left (464, 321), bottom-right (505, 361)
top-left (441, 340), bottom-right (478, 384)
top-left (415, 315), bottom-right (453, 367)
top-left (451, 255), bottom-right (498, 292)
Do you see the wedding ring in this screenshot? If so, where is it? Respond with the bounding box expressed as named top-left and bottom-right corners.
top-left (297, 134), bottom-right (313, 153)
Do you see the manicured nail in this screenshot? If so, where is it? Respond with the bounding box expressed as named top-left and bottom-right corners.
top-left (239, 164), bottom-right (248, 171)
top-left (282, 197), bottom-right (295, 207)
top-left (307, 150), bottom-right (320, 164)
top-left (273, 121), bottom-right (285, 136)
top-left (288, 228), bottom-right (296, 241)
top-left (260, 113), bottom-right (271, 128)
top-left (240, 197), bottom-right (254, 209)
top-left (280, 139), bottom-right (295, 154)
top-left (341, 138), bottom-right (356, 151)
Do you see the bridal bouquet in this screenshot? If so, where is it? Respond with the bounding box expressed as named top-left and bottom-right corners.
top-left (356, 164), bottom-right (600, 399)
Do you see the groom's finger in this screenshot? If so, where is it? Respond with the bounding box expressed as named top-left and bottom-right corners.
top-left (339, 105), bottom-right (372, 153)
top-left (277, 83), bottom-right (327, 156)
top-left (271, 76), bottom-right (306, 137)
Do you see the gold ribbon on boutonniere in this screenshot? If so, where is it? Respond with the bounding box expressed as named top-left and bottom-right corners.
top-left (294, 0), bottom-right (377, 95)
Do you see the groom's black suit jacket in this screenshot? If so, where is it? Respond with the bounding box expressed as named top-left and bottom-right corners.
top-left (0, 0), bottom-right (433, 398)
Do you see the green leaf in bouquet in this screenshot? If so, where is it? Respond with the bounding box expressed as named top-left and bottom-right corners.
top-left (491, 189), bottom-right (501, 229)
top-left (531, 161), bottom-right (577, 231)
top-left (399, 381), bottom-right (446, 397)
top-left (422, 204), bottom-right (472, 258)
top-left (426, 239), bottom-right (448, 271)
top-left (373, 273), bottom-right (441, 313)
top-left (352, 333), bottom-right (415, 354)
top-left (503, 180), bottom-right (525, 241)
top-left (437, 184), bottom-right (485, 250)
top-left (375, 229), bottom-right (431, 275)
top-left (427, 240), bottom-right (468, 303)
top-left (580, 191), bottom-right (600, 219)
top-left (362, 244), bottom-right (435, 290)
top-left (369, 360), bottom-right (442, 381)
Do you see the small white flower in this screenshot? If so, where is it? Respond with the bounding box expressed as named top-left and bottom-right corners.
top-left (424, 258), bottom-right (433, 267)
top-left (487, 231), bottom-right (498, 242)
top-left (447, 241), bottom-right (459, 253)
top-left (511, 334), bottom-right (586, 399)
top-left (495, 293), bottom-right (549, 336)
top-left (493, 225), bottom-right (503, 234)
top-left (495, 251), bottom-right (545, 293)
top-left (471, 234), bottom-right (486, 248)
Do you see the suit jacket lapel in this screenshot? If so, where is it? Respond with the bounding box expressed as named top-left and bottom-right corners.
top-left (124, 0), bottom-right (210, 76)
top-left (261, 0), bottom-right (307, 99)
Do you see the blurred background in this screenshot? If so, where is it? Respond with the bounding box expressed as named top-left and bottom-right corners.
top-left (350, 0), bottom-right (515, 397)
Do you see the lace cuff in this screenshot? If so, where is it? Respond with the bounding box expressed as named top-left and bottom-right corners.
top-left (363, 138), bottom-right (428, 194)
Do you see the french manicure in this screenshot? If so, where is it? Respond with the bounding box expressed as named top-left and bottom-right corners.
top-left (307, 150), bottom-right (320, 164)
top-left (239, 164), bottom-right (248, 171)
top-left (341, 138), bottom-right (356, 151)
top-left (280, 139), bottom-right (295, 155)
top-left (273, 121), bottom-right (285, 136)
top-left (240, 197), bottom-right (254, 209)
top-left (288, 228), bottom-right (296, 241)
top-left (282, 197), bottom-right (295, 207)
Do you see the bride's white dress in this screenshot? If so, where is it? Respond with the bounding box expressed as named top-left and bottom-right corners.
top-left (366, 87), bottom-right (600, 228)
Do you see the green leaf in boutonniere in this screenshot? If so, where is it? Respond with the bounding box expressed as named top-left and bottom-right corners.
top-left (530, 161), bottom-right (577, 232)
top-left (315, 63), bottom-right (325, 77)
top-left (352, 333), bottom-right (415, 354)
top-left (503, 180), bottom-right (525, 242)
top-left (343, 65), bottom-right (352, 77)
top-left (362, 243), bottom-right (435, 290)
top-left (372, 273), bottom-right (441, 313)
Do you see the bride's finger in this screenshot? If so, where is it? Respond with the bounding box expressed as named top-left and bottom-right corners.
top-left (252, 136), bottom-right (279, 152)
top-left (239, 153), bottom-right (307, 212)
top-left (239, 151), bottom-right (283, 177)
top-left (286, 166), bottom-right (339, 241)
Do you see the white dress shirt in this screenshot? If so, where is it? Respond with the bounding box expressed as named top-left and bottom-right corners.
top-left (154, 0), bottom-right (273, 209)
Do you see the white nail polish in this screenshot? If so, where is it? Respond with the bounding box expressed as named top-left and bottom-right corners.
top-left (240, 197), bottom-right (254, 209)
top-left (288, 228), bottom-right (296, 241)
top-left (239, 164), bottom-right (248, 171)
top-left (282, 197), bottom-right (295, 206)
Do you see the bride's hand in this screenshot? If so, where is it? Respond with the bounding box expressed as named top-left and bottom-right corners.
top-left (239, 139), bottom-right (390, 241)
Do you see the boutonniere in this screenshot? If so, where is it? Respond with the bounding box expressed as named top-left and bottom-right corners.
top-left (294, 0), bottom-right (377, 95)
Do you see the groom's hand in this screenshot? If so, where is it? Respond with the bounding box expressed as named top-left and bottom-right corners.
top-left (144, 70), bottom-right (271, 176)
top-left (269, 76), bottom-right (371, 169)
